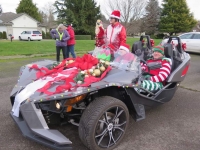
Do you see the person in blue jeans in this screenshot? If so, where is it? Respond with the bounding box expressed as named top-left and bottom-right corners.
top-left (50, 24), bottom-right (70, 62)
top-left (65, 24), bottom-right (76, 58)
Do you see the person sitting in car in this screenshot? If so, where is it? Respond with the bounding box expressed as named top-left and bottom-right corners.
top-left (113, 43), bottom-right (133, 61)
top-left (140, 45), bottom-right (172, 92)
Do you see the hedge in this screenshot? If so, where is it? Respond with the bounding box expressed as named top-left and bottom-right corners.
top-left (0, 32), bottom-right (2, 39)
top-left (42, 31), bottom-right (46, 39)
top-left (3, 31), bottom-right (7, 39)
top-left (45, 32), bottom-right (52, 39)
top-left (75, 35), bottom-right (91, 40)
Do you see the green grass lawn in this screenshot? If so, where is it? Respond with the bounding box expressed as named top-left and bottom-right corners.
top-left (0, 38), bottom-right (162, 56)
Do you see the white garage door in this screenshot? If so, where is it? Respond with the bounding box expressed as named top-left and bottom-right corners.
top-left (13, 28), bottom-right (37, 40)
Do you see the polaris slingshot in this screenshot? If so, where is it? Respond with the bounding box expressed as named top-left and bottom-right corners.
top-left (10, 36), bottom-right (190, 150)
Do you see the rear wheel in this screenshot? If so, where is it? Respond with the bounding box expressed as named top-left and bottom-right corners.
top-left (28, 37), bottom-right (31, 41)
top-left (79, 96), bottom-right (129, 150)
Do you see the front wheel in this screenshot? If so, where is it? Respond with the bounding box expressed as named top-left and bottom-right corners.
top-left (79, 96), bottom-right (129, 150)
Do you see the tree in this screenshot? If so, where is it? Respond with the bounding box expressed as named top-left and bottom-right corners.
top-left (159, 0), bottom-right (197, 35)
top-left (40, 2), bottom-right (56, 30)
top-left (54, 0), bottom-right (101, 37)
top-left (143, 0), bottom-right (160, 35)
top-left (39, 11), bottom-right (47, 24)
top-left (101, 0), bottom-right (147, 32)
top-left (16, 0), bottom-right (42, 22)
top-left (100, 14), bottom-right (108, 23)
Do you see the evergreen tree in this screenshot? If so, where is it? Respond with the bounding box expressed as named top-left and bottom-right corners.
top-left (143, 0), bottom-right (160, 35)
top-left (16, 0), bottom-right (42, 22)
top-left (159, 0), bottom-right (197, 35)
top-left (54, 0), bottom-right (101, 37)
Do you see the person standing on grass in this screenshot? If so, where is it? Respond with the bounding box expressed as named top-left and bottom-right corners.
top-left (65, 24), bottom-right (76, 58)
top-left (8, 34), bottom-right (14, 42)
top-left (50, 24), bottom-right (70, 62)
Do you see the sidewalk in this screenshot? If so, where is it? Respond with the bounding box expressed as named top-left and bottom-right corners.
top-left (0, 53), bottom-right (56, 60)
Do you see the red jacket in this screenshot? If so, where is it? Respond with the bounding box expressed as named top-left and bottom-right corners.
top-left (66, 25), bottom-right (75, 45)
top-left (105, 22), bottom-right (126, 51)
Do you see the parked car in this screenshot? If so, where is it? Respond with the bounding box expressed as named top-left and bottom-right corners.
top-left (19, 31), bottom-right (42, 41)
top-left (161, 32), bottom-right (200, 53)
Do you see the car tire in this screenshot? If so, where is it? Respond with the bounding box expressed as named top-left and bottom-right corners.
top-left (19, 36), bottom-right (22, 41)
top-left (79, 96), bottom-right (129, 150)
top-left (28, 37), bottom-right (31, 41)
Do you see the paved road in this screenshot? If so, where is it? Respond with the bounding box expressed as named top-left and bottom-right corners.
top-left (0, 54), bottom-right (200, 150)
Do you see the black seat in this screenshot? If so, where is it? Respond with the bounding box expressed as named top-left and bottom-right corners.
top-left (164, 43), bottom-right (174, 70)
top-left (173, 48), bottom-right (183, 70)
top-left (166, 37), bottom-right (183, 71)
top-left (132, 41), bottom-right (152, 61)
top-left (164, 43), bottom-right (183, 73)
top-left (132, 41), bottom-right (143, 54)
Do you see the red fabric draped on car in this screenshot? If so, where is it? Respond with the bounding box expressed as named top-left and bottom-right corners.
top-left (67, 54), bottom-right (99, 70)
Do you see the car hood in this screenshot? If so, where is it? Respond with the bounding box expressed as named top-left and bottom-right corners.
top-left (10, 60), bottom-right (139, 102)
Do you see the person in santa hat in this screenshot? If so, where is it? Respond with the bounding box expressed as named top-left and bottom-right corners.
top-left (105, 10), bottom-right (126, 52)
top-left (140, 45), bottom-right (172, 92)
top-left (114, 43), bottom-right (135, 62)
top-left (95, 19), bottom-right (105, 47)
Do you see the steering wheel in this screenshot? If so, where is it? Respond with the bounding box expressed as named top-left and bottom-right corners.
top-left (140, 59), bottom-right (147, 65)
top-left (140, 59), bottom-right (154, 76)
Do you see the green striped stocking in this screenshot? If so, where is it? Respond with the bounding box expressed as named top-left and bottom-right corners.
top-left (141, 80), bottom-right (163, 91)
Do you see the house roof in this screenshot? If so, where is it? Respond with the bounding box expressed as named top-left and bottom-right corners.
top-left (0, 12), bottom-right (44, 26)
top-left (0, 12), bottom-right (24, 24)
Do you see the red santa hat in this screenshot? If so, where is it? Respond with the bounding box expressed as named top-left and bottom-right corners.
top-left (110, 10), bottom-right (120, 19)
top-left (119, 43), bottom-right (130, 52)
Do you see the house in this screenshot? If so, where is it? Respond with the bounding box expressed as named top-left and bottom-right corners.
top-left (0, 12), bottom-right (46, 39)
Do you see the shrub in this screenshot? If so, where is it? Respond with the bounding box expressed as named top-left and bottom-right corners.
top-left (155, 33), bottom-right (165, 39)
top-left (0, 32), bottom-right (2, 39)
top-left (42, 31), bottom-right (46, 39)
top-left (45, 32), bottom-right (51, 39)
top-left (150, 34), bottom-right (157, 39)
top-left (75, 35), bottom-right (91, 40)
top-left (2, 31), bottom-right (7, 39)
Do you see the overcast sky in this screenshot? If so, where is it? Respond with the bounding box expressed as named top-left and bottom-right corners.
top-left (1, 0), bottom-right (200, 20)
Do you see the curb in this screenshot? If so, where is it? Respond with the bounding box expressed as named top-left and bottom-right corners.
top-left (0, 53), bottom-right (56, 60)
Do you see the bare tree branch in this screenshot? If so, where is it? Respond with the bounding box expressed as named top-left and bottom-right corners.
top-left (100, 0), bottom-right (147, 33)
